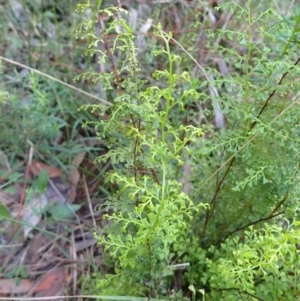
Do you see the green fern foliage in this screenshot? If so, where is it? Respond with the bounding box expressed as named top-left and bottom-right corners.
top-left (76, 1), bottom-right (300, 300)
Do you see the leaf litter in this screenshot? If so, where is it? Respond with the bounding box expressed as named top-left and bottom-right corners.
top-left (0, 149), bottom-right (104, 298)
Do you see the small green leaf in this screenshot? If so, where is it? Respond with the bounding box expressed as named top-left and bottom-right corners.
top-left (199, 289), bottom-right (205, 300)
top-left (294, 220), bottom-right (300, 227)
top-left (35, 170), bottom-right (49, 194)
top-left (0, 203), bottom-right (10, 220)
top-left (189, 284), bottom-right (196, 295)
top-left (48, 203), bottom-right (82, 221)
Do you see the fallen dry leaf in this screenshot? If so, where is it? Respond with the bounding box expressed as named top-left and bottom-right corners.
top-left (68, 168), bottom-right (80, 204)
top-left (30, 161), bottom-right (62, 178)
top-left (0, 189), bottom-right (15, 206)
top-left (67, 152), bottom-right (85, 204)
top-left (72, 152), bottom-right (86, 166)
top-left (0, 149), bottom-right (10, 171)
top-left (26, 234), bottom-right (48, 264)
top-left (33, 267), bottom-right (66, 298)
top-left (21, 193), bottom-right (48, 238)
top-left (0, 278), bottom-right (34, 294)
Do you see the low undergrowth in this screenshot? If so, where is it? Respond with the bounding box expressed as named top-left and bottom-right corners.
top-left (76, 1), bottom-right (300, 300)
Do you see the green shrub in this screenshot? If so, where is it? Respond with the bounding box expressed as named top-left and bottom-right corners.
top-left (77, 1), bottom-right (300, 300)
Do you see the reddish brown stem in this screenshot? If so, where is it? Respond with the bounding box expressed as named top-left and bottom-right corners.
top-left (201, 56), bottom-right (300, 242)
top-left (98, 15), bottom-right (160, 206)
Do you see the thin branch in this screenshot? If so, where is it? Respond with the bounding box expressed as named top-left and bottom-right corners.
top-left (210, 286), bottom-right (266, 301)
top-left (221, 211), bottom-right (284, 242)
top-left (200, 56), bottom-right (300, 239)
top-left (250, 57), bottom-right (300, 129)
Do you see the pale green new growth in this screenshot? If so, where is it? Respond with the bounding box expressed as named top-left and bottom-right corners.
top-left (77, 1), bottom-right (300, 300)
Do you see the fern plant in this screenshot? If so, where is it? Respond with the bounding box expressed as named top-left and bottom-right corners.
top-left (75, 1), bottom-right (300, 300)
top-left (75, 4), bottom-right (207, 297)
